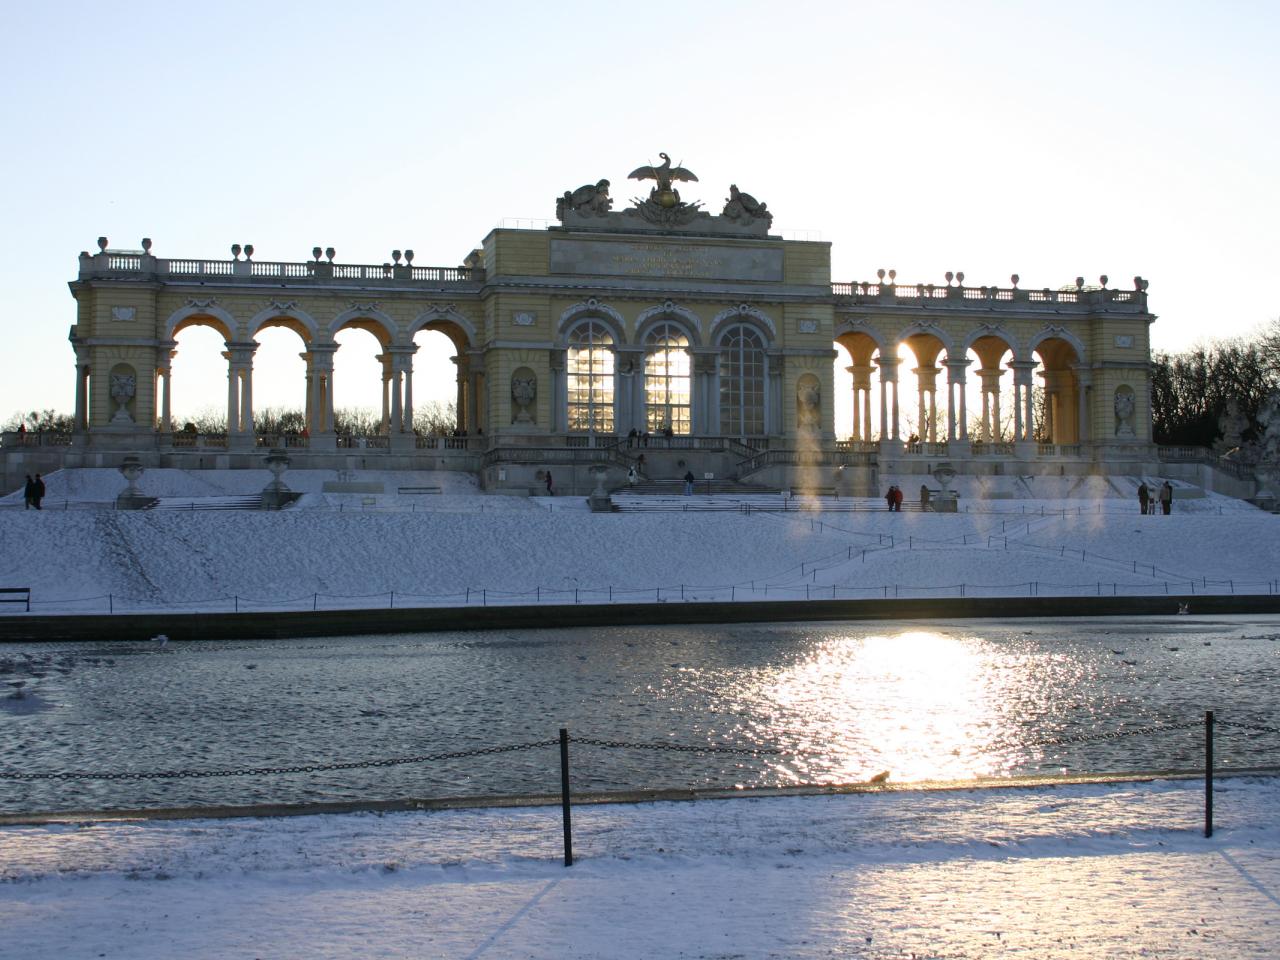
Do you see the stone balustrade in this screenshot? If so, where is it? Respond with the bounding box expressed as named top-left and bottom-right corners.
top-left (78, 250), bottom-right (483, 285)
top-left (831, 279), bottom-right (1148, 312)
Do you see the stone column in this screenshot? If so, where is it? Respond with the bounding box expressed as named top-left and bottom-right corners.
top-left (237, 342), bottom-right (258, 440)
top-left (692, 351), bottom-right (718, 435)
top-left (846, 365), bottom-right (860, 439)
top-left (1009, 360), bottom-right (1037, 445)
top-left (914, 365), bottom-right (940, 441)
top-left (616, 348), bottom-right (642, 434)
top-left (402, 346), bottom-right (416, 434)
top-left (767, 354), bottom-right (784, 436)
top-left (74, 360), bottom-right (90, 431)
top-left (1074, 366), bottom-right (1091, 443)
top-left (452, 356), bottom-right (469, 433)
top-left (378, 354), bottom-right (392, 434)
top-left (467, 355), bottom-right (485, 436)
top-left (301, 353), bottom-right (314, 436)
top-left (875, 354), bottom-right (900, 443)
top-left (977, 369), bottom-right (1003, 440)
top-left (305, 343), bottom-right (337, 443)
top-left (549, 349), bottom-right (566, 434)
top-left (945, 356), bottom-right (969, 442)
top-left (156, 358), bottom-right (172, 434)
top-left (224, 349), bottom-right (239, 435)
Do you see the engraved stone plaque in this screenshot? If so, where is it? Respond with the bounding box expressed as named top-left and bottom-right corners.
top-left (111, 306), bottom-right (136, 322)
top-left (550, 238), bottom-right (783, 283)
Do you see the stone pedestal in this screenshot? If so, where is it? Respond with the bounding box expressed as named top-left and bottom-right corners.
top-left (588, 465), bottom-right (613, 512)
top-left (116, 455), bottom-right (150, 509)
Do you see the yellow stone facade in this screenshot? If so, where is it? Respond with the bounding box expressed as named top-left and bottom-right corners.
top-left (29, 164), bottom-right (1166, 494)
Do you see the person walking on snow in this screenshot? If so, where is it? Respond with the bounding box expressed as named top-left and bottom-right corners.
top-left (23, 474), bottom-right (34, 510)
top-left (33, 474), bottom-right (45, 510)
top-left (1138, 482), bottom-right (1149, 515)
top-left (892, 485), bottom-right (903, 512)
top-left (683, 470), bottom-right (695, 496)
top-left (627, 465), bottom-right (637, 487)
top-left (544, 470), bottom-right (554, 496)
top-left (1159, 481), bottom-right (1173, 515)
top-left (885, 486), bottom-right (895, 511)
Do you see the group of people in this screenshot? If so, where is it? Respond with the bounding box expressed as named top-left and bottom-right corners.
top-left (884, 484), bottom-right (904, 511)
top-left (626, 426), bottom-right (676, 448)
top-left (1138, 480), bottom-right (1174, 515)
top-left (23, 474), bottom-right (45, 510)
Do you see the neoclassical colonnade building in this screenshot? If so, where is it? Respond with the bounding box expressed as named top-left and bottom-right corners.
top-left (14, 154), bottom-right (1169, 494)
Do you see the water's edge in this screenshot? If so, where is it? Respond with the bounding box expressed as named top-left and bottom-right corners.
top-left (3, 594), bottom-right (1280, 643)
top-left (7, 768), bottom-right (1279, 827)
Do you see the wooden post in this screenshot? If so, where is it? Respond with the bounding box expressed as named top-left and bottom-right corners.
top-left (559, 727), bottom-right (574, 866)
top-left (1205, 710), bottom-right (1214, 838)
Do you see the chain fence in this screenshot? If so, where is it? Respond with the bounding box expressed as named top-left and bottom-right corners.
top-left (2, 714), bottom-right (1275, 854)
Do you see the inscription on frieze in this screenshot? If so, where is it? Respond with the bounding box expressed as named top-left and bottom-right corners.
top-left (550, 238), bottom-right (783, 283)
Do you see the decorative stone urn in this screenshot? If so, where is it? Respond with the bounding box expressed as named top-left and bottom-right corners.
top-left (261, 449), bottom-right (294, 510)
top-left (588, 464), bottom-right (613, 513)
top-left (116, 455), bottom-right (149, 509)
top-left (929, 462), bottom-right (960, 513)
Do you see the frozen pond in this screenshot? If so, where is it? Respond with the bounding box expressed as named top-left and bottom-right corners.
top-left (3, 615), bottom-right (1279, 813)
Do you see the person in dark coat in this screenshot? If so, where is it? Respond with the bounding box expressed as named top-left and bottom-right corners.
top-left (1159, 481), bottom-right (1173, 515)
top-left (683, 470), bottom-right (695, 496)
top-left (23, 474), bottom-right (34, 510)
top-left (1138, 482), bottom-right (1149, 515)
top-left (545, 470), bottom-right (554, 496)
top-left (33, 474), bottom-right (45, 510)
top-left (885, 486), bottom-right (895, 511)
top-left (920, 484), bottom-right (931, 510)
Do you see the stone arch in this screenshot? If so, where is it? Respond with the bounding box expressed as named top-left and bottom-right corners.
top-left (558, 299), bottom-right (627, 344)
top-left (331, 306), bottom-right (397, 346)
top-left (1025, 324), bottom-right (1087, 365)
top-left (165, 303), bottom-right (237, 341)
top-left (247, 302), bottom-right (319, 343)
top-left (635, 301), bottom-right (702, 345)
top-left (894, 319), bottom-right (956, 359)
top-left (833, 318), bottom-right (891, 357)
top-left (710, 304), bottom-right (777, 343)
top-left (407, 305), bottom-right (478, 352)
top-left (959, 323), bottom-right (1021, 359)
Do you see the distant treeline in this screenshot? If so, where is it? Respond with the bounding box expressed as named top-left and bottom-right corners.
top-left (1151, 319), bottom-right (1280, 448)
top-left (3, 401), bottom-right (459, 437)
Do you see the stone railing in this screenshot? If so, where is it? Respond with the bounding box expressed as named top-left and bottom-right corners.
top-left (1, 431), bottom-right (73, 448)
top-left (831, 279), bottom-right (1147, 313)
top-left (78, 250), bottom-right (483, 286)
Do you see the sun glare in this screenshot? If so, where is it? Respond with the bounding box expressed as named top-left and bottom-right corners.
top-left (761, 630), bottom-right (1014, 784)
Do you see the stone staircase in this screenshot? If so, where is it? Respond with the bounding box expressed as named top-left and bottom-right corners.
top-left (621, 478), bottom-right (777, 496)
top-left (145, 495), bottom-right (264, 511)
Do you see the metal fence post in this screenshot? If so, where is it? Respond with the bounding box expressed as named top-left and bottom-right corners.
top-left (1205, 710), bottom-right (1214, 838)
top-left (559, 727), bottom-right (573, 866)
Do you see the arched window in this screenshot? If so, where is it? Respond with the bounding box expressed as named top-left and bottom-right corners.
top-left (566, 320), bottom-right (615, 433)
top-left (719, 324), bottom-right (766, 435)
top-left (644, 323), bottom-right (691, 434)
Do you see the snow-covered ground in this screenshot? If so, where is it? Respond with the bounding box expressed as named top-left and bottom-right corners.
top-left (0, 468), bottom-right (1275, 614)
top-left (3, 469), bottom-right (1279, 957)
top-left (3, 777), bottom-right (1278, 958)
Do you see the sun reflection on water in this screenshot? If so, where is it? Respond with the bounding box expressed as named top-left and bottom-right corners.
top-left (758, 630), bottom-right (1024, 784)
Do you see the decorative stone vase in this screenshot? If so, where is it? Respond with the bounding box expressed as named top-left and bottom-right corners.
top-left (116, 455), bottom-right (150, 509)
top-left (261, 449), bottom-right (294, 510)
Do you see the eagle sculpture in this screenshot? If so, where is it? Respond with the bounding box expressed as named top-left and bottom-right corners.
top-left (628, 152), bottom-right (699, 210)
top-left (628, 152), bottom-right (699, 191)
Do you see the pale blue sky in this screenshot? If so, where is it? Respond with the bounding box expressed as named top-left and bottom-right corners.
top-left (2, 0), bottom-right (1276, 420)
